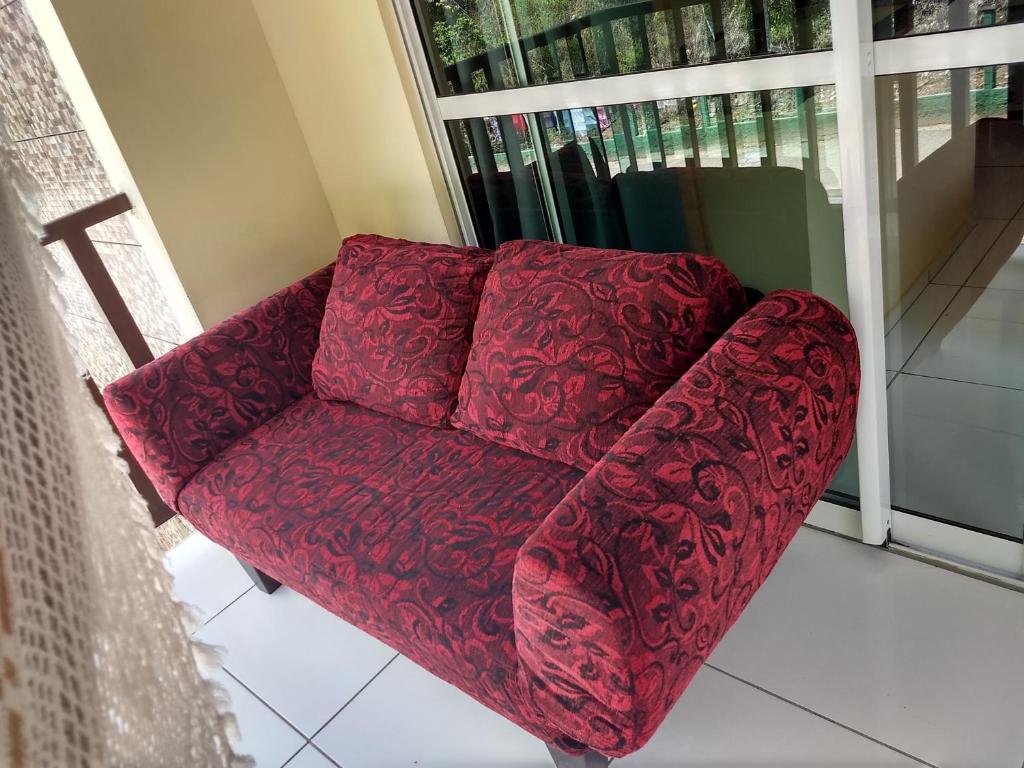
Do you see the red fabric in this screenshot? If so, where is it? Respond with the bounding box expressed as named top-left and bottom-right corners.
top-left (452, 239), bottom-right (746, 469)
top-left (103, 265), bottom-right (334, 509)
top-left (178, 395), bottom-right (583, 745)
top-left (312, 234), bottom-right (493, 427)
top-left (106, 258), bottom-right (859, 757)
top-left (512, 290), bottom-right (860, 756)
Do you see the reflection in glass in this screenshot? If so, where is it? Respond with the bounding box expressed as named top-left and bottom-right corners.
top-left (446, 85), bottom-right (859, 501)
top-left (879, 62), bottom-right (1024, 540)
top-left (872, 0), bottom-right (1024, 39)
top-left (447, 116), bottom-right (553, 245)
top-left (413, 0), bottom-right (832, 95)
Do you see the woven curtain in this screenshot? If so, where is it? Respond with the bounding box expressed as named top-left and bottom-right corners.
top-left (0, 119), bottom-right (248, 766)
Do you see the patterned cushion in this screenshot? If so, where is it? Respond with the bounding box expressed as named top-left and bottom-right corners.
top-left (452, 239), bottom-right (747, 469)
top-left (312, 234), bottom-right (493, 428)
top-left (178, 395), bottom-right (583, 745)
top-left (103, 264), bottom-right (334, 509)
top-left (512, 290), bottom-right (860, 756)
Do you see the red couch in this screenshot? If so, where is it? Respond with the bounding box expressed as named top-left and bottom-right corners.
top-left (104, 238), bottom-right (859, 766)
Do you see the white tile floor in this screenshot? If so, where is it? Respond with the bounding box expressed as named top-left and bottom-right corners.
top-left (166, 530), bottom-right (1024, 768)
top-left (885, 192), bottom-right (1024, 539)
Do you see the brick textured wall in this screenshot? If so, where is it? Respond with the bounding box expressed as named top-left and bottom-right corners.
top-left (0, 0), bottom-right (183, 385)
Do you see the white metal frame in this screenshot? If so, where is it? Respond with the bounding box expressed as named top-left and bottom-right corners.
top-left (436, 51), bottom-right (836, 119)
top-left (830, 1), bottom-right (892, 546)
top-left (875, 23), bottom-right (1024, 75)
top-left (389, 0), bottom-right (1024, 578)
top-left (391, 0), bottom-right (477, 246)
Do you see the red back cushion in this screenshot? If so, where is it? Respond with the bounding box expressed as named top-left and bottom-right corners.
top-left (312, 234), bottom-right (493, 428)
top-left (451, 239), bottom-right (746, 468)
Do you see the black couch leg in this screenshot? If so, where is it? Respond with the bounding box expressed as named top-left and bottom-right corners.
top-left (546, 744), bottom-right (610, 768)
top-left (236, 557), bottom-right (280, 594)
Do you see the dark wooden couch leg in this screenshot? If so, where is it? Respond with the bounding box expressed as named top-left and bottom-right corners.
top-left (546, 744), bottom-right (609, 768)
top-left (236, 557), bottom-right (280, 594)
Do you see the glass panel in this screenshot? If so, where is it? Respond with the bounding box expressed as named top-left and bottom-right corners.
top-left (446, 83), bottom-right (858, 501)
top-left (872, 0), bottom-right (1024, 39)
top-left (878, 61), bottom-right (1024, 540)
top-left (447, 115), bottom-right (553, 247)
top-left (413, 0), bottom-right (832, 96)
top-left (411, 0), bottom-right (518, 94)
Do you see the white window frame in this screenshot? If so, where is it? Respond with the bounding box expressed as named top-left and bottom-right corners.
top-left (390, 0), bottom-right (1024, 579)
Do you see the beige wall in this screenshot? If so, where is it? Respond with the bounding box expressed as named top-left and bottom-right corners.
top-left (45, 0), bottom-right (341, 327)
top-left (881, 126), bottom-right (976, 314)
top-left (251, 0), bottom-right (457, 246)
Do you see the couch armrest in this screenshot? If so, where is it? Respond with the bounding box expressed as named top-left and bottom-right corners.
top-left (103, 264), bottom-right (334, 510)
top-left (512, 289), bottom-right (859, 757)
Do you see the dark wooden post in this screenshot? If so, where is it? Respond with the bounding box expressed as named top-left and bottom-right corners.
top-left (546, 744), bottom-right (609, 768)
top-left (41, 193), bottom-right (174, 527)
top-left (236, 558), bottom-right (281, 594)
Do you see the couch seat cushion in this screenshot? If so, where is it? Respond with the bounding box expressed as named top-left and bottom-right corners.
top-left (312, 234), bottom-right (493, 428)
top-left (178, 394), bottom-right (582, 742)
top-left (452, 239), bottom-right (746, 469)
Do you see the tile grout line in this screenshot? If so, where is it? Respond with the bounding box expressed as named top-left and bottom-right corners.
top-left (930, 280), bottom-right (1024, 296)
top-left (896, 198), bottom-right (1024, 376)
top-left (887, 220), bottom-right (977, 335)
top-left (306, 653), bottom-right (401, 745)
top-left (62, 310), bottom-right (181, 348)
top-left (930, 218), bottom-right (1003, 286)
top-left (918, 217), bottom-right (976, 292)
top-left (198, 585), bottom-right (254, 629)
top-left (13, 128), bottom-right (85, 144)
top-left (276, 742), bottom-right (308, 768)
top-left (221, 667), bottom-right (309, 741)
top-left (219, 649), bottom-right (399, 758)
top-left (702, 663), bottom-right (941, 768)
top-left (900, 370), bottom-right (1024, 395)
top-left (958, 204), bottom-right (1022, 290)
top-left (281, 742), bottom-right (343, 768)
top-left (89, 239), bottom-right (143, 248)
top-left (893, 283), bottom-right (961, 374)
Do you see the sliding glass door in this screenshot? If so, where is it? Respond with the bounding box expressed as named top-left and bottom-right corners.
top-left (393, 0), bottom-right (1024, 579)
top-left (873, 1), bottom-right (1024, 576)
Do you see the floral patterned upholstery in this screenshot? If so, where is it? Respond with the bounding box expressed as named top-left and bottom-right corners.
top-left (312, 234), bottom-right (493, 427)
top-left (452, 240), bottom-right (747, 470)
top-left (512, 290), bottom-right (860, 756)
top-left (178, 394), bottom-right (584, 744)
top-left (105, 256), bottom-right (859, 758)
top-left (103, 265), bottom-right (334, 508)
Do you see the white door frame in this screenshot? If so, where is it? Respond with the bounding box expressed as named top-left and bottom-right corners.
top-left (389, 0), bottom-right (1024, 578)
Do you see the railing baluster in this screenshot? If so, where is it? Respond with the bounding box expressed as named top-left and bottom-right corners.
top-left (709, 0), bottom-right (727, 60)
top-left (681, 97), bottom-right (702, 168)
top-left (706, 1), bottom-right (737, 166)
top-left (463, 116), bottom-right (509, 245)
top-left (598, 19), bottom-right (617, 75)
top-left (543, 27), bottom-right (563, 82)
top-left (799, 86), bottom-right (822, 179)
top-left (749, 0), bottom-right (777, 167)
top-left (646, 102), bottom-right (667, 167)
top-left (570, 31), bottom-right (589, 78)
top-left (636, 11), bottom-right (652, 71)
top-left (721, 95), bottom-right (739, 167)
top-left (792, 0), bottom-right (821, 179)
top-left (871, 0), bottom-right (897, 40)
top-left (760, 90), bottom-right (778, 167)
top-left (669, 2), bottom-right (688, 66)
top-left (619, 106), bottom-right (640, 171)
top-left (665, 3), bottom-right (700, 168)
